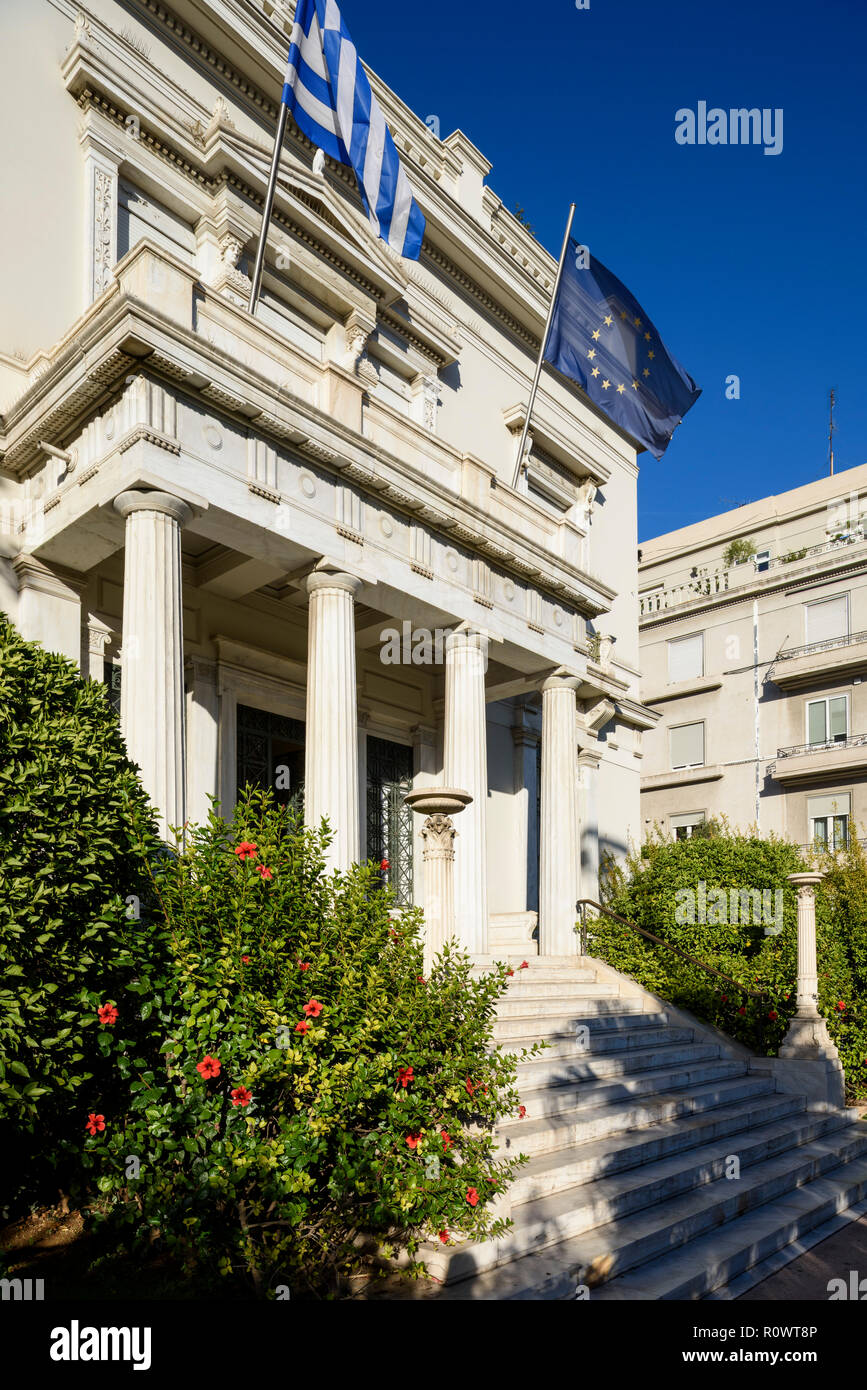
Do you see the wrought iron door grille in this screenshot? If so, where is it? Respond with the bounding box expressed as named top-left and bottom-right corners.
top-left (366, 736), bottom-right (414, 905)
top-left (237, 704), bottom-right (305, 813)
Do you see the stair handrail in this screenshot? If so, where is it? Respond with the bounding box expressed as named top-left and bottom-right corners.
top-left (576, 898), bottom-right (766, 1001)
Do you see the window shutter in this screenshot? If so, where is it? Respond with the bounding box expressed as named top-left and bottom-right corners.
top-left (808, 793), bottom-right (851, 820)
top-left (670, 722), bottom-right (704, 768)
top-left (668, 633), bottom-right (704, 682)
top-left (805, 596), bottom-right (848, 643)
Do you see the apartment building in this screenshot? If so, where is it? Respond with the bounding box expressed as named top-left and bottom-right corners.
top-left (639, 462), bottom-right (867, 848)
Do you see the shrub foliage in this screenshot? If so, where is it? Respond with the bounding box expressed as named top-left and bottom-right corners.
top-left (82, 793), bottom-right (532, 1297)
top-left (594, 822), bottom-right (867, 1098)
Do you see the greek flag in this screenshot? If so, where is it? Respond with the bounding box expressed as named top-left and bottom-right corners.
top-left (283, 0), bottom-right (425, 260)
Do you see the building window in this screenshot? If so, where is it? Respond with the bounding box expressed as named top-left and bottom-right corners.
top-left (236, 704), bottom-right (305, 810)
top-left (670, 721), bottom-right (705, 770)
top-left (366, 736), bottom-right (414, 906)
top-left (805, 595), bottom-right (849, 645)
top-left (668, 632), bottom-right (704, 683)
top-left (670, 811), bottom-right (706, 840)
top-left (808, 793), bottom-right (850, 850)
top-left (806, 695), bottom-right (848, 746)
top-left (755, 549), bottom-right (771, 572)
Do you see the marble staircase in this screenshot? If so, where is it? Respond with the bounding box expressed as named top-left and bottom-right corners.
top-left (419, 955), bottom-right (867, 1300)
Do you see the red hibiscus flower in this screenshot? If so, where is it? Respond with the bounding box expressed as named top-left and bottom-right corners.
top-left (381, 859), bottom-right (390, 872)
top-left (230, 1086), bottom-right (252, 1108)
top-left (397, 1065), bottom-right (414, 1088)
top-left (299, 961), bottom-right (310, 972)
top-left (196, 1054), bottom-right (221, 1079)
top-left (837, 1001), bottom-right (847, 1011)
top-left (405, 1133), bottom-right (422, 1150)
top-left (234, 841), bottom-right (258, 861)
top-left (417, 976), bottom-right (427, 984)
top-left (295, 1020), bottom-right (310, 1034)
top-left (303, 999), bottom-right (323, 1018)
top-left (465, 1076), bottom-right (475, 1097)
top-left (256, 865), bottom-right (273, 881)
top-left (768, 1010), bottom-right (778, 1021)
top-left (721, 995), bottom-right (728, 1003)
top-left (738, 1007), bottom-right (746, 1016)
top-left (466, 1188), bottom-right (479, 1207)
top-left (97, 1003), bottom-right (118, 1026)
top-left (441, 1130), bottom-right (452, 1150)
top-left (85, 1113), bottom-right (105, 1136)
top-left (519, 961), bottom-right (529, 970)
top-left (241, 955), bottom-right (251, 965)
top-left (506, 968), bottom-right (514, 977)
top-left (438, 1230), bottom-right (450, 1244)
top-left (518, 1105), bottom-right (527, 1118)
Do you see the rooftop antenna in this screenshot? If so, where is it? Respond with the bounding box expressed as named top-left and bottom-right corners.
top-left (828, 388), bottom-right (836, 476)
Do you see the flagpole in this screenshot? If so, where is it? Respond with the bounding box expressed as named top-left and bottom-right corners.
top-left (248, 101), bottom-right (291, 316)
top-left (510, 202), bottom-right (576, 490)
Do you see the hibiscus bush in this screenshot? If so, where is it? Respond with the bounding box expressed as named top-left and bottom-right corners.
top-left (0, 613), bottom-right (161, 1202)
top-left (81, 790), bottom-right (533, 1297)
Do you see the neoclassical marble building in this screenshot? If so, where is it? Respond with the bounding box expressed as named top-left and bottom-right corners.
top-left (0, 0), bottom-right (654, 957)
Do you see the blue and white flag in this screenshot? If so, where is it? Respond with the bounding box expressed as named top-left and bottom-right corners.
top-left (283, 0), bottom-right (426, 260)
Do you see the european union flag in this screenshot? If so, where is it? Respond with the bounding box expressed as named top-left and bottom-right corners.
top-left (544, 240), bottom-right (701, 459)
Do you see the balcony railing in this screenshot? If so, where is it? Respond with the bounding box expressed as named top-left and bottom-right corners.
top-left (776, 629), bottom-right (867, 661)
top-left (640, 570), bottom-right (729, 616)
top-left (767, 532), bottom-right (865, 569)
top-left (777, 732), bottom-right (867, 758)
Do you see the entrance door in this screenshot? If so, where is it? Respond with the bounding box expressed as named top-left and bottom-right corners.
top-left (236, 704), bottom-right (305, 811)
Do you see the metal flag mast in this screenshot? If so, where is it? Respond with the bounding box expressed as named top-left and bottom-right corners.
top-left (248, 101), bottom-right (291, 316)
top-left (510, 202), bottom-right (576, 491)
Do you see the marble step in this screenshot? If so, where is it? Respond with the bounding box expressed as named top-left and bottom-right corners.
top-left (498, 1060), bottom-right (749, 1140)
top-left (506, 1093), bottom-right (811, 1204)
top-left (493, 1004), bottom-right (662, 1041)
top-left (495, 987), bottom-right (620, 1019)
top-left (436, 1123), bottom-right (867, 1284)
top-left (515, 1039), bottom-right (719, 1093)
top-left (508, 1024), bottom-right (696, 1065)
top-left (496, 977), bottom-right (608, 998)
top-left (495, 1070), bottom-right (772, 1157)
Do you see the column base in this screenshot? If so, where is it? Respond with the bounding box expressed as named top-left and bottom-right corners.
top-left (751, 1056), bottom-right (846, 1111)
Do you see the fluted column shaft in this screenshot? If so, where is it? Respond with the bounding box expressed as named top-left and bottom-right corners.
top-left (444, 628), bottom-right (488, 953)
top-left (113, 490), bottom-right (191, 841)
top-left (420, 814), bottom-right (457, 972)
top-left (540, 675), bottom-right (580, 956)
top-left (305, 570), bottom-right (361, 872)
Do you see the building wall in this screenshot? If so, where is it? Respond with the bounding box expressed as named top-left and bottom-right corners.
top-left (640, 463), bottom-right (867, 849)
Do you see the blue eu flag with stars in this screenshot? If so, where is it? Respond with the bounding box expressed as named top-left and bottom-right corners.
top-left (544, 240), bottom-right (701, 459)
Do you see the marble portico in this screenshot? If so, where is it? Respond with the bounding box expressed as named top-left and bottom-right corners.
top-left (0, 0), bottom-right (655, 959)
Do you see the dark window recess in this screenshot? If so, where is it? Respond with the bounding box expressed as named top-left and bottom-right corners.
top-left (366, 736), bottom-right (414, 906)
top-left (237, 703), bottom-right (305, 811)
top-left (104, 663), bottom-right (122, 717)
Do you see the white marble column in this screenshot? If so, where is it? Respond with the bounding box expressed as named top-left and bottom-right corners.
top-left (304, 570), bottom-right (361, 872)
top-left (420, 814), bottom-right (457, 972)
top-left (113, 490), bottom-right (192, 841)
top-left (185, 655), bottom-right (220, 828)
top-left (444, 626), bottom-right (488, 953)
top-left (539, 674), bottom-right (581, 956)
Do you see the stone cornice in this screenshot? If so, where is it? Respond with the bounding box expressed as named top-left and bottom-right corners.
top-left (0, 257), bottom-right (613, 618)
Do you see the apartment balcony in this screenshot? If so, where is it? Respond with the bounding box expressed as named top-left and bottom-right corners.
top-left (771, 733), bottom-right (867, 784)
top-left (771, 630), bottom-right (867, 689)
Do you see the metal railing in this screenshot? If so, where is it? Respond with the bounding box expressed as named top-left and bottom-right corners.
top-left (777, 629), bottom-right (867, 661)
top-left (575, 898), bottom-right (766, 1000)
top-left (777, 732), bottom-right (867, 758)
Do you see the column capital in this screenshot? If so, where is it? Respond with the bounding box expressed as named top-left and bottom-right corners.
top-left (786, 871), bottom-right (825, 897)
top-left (113, 490), bottom-right (193, 527)
top-left (306, 569), bottom-right (362, 599)
top-left (541, 668), bottom-right (582, 695)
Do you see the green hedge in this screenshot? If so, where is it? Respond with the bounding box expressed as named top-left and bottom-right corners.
top-left (594, 824), bottom-right (867, 1099)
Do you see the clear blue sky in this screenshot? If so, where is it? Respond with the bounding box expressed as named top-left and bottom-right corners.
top-left (347, 0), bottom-right (867, 541)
